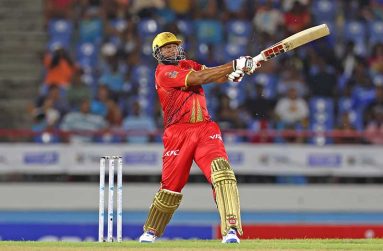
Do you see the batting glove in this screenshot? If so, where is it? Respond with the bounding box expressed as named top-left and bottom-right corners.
top-left (228, 69), bottom-right (245, 83)
top-left (233, 56), bottom-right (261, 75)
top-left (247, 58), bottom-right (262, 75)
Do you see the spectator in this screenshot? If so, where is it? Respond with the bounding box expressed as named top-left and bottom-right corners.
top-left (99, 58), bottom-right (125, 100)
top-left (337, 83), bottom-right (354, 117)
top-left (195, 19), bottom-right (223, 45)
top-left (342, 0), bottom-right (370, 21)
top-left (79, 0), bottom-right (102, 10)
top-left (43, 46), bottom-right (76, 90)
top-left (308, 57), bottom-right (337, 97)
top-left (35, 84), bottom-right (69, 118)
top-left (78, 7), bottom-right (103, 44)
top-left (102, 0), bottom-right (130, 20)
top-left (61, 99), bottom-right (108, 143)
top-left (277, 65), bottom-right (307, 98)
top-left (222, 0), bottom-right (247, 20)
top-left (98, 99), bottom-right (123, 143)
top-left (121, 21), bottom-right (140, 56)
top-left (32, 97), bottom-right (61, 132)
top-left (44, 0), bottom-right (75, 26)
top-left (369, 43), bottom-right (383, 76)
top-left (199, 44), bottom-right (221, 66)
top-left (31, 97), bottom-right (61, 144)
top-left (88, 83), bottom-right (123, 141)
top-left (275, 87), bottom-right (308, 125)
top-left (156, 3), bottom-right (177, 25)
top-left (106, 99), bottom-right (123, 128)
top-left (274, 87), bottom-right (308, 142)
top-left (168, 0), bottom-right (193, 18)
top-left (339, 41), bottom-right (358, 81)
top-left (193, 0), bottom-right (218, 19)
top-left (371, 0), bottom-right (383, 20)
top-left (350, 61), bottom-right (375, 109)
top-left (39, 97), bottom-right (60, 128)
top-left (66, 69), bottom-right (92, 110)
top-left (129, 0), bottom-right (165, 18)
top-left (100, 43), bottom-right (118, 73)
top-left (365, 85), bottom-right (383, 123)
top-left (283, 0), bottom-right (311, 34)
top-left (253, 0), bottom-right (284, 37)
top-left (91, 85), bottom-right (111, 117)
top-left (282, 0), bottom-right (309, 11)
top-left (242, 83), bottom-right (273, 121)
top-left (364, 104), bottom-right (383, 145)
top-left (216, 94), bottom-right (244, 129)
top-left (334, 112), bottom-right (360, 144)
top-left (104, 18), bottom-right (126, 45)
top-left (122, 101), bottom-right (156, 143)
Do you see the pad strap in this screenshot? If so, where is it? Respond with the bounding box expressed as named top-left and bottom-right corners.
top-left (211, 158), bottom-right (243, 236)
top-left (143, 189), bottom-right (183, 236)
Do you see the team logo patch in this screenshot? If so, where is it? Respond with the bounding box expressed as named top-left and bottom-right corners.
top-left (166, 71), bottom-right (179, 78)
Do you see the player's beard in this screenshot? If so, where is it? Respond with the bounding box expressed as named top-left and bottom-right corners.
top-left (156, 46), bottom-right (186, 65)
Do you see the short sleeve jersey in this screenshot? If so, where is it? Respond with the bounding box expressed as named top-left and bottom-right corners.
top-left (155, 60), bottom-right (211, 128)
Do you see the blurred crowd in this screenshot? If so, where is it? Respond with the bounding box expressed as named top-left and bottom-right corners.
top-left (30, 0), bottom-right (383, 144)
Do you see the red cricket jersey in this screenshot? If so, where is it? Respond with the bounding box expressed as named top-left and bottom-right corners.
top-left (155, 60), bottom-right (211, 128)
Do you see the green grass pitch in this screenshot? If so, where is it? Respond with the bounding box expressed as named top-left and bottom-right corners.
top-left (0, 239), bottom-right (383, 251)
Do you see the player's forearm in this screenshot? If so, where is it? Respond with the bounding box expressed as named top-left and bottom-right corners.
top-left (215, 75), bottom-right (229, 83)
top-left (186, 63), bottom-right (232, 86)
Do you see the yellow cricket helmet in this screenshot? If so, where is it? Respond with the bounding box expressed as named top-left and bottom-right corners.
top-left (152, 32), bottom-right (182, 54)
top-left (152, 32), bottom-right (185, 63)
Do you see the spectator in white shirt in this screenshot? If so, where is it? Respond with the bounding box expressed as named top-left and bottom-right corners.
top-left (274, 87), bottom-right (309, 142)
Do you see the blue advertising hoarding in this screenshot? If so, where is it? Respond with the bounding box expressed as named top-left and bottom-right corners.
top-left (0, 223), bottom-right (213, 241)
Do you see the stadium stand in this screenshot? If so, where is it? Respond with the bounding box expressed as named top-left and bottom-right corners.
top-left (2, 0), bottom-right (383, 145)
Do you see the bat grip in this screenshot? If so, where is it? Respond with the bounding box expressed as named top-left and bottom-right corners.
top-left (253, 54), bottom-right (265, 62)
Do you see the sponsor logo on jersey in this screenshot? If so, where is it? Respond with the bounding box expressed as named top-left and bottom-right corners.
top-left (209, 134), bottom-right (222, 141)
top-left (164, 150), bottom-right (180, 157)
top-left (166, 71), bottom-right (179, 78)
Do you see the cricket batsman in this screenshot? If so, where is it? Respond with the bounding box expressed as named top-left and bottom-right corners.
top-left (138, 32), bottom-right (261, 243)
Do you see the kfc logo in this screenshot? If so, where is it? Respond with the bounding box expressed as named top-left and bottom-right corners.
top-left (209, 134), bottom-right (222, 141)
top-left (164, 150), bottom-right (180, 157)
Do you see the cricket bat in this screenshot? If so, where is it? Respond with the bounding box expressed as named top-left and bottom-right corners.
top-left (253, 24), bottom-right (330, 62)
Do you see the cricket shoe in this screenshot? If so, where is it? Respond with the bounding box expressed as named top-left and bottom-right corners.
top-left (139, 230), bottom-right (157, 243)
top-left (221, 228), bottom-right (240, 243)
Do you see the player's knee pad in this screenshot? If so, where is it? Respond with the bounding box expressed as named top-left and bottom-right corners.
top-left (211, 158), bottom-right (243, 236)
top-left (143, 189), bottom-right (183, 237)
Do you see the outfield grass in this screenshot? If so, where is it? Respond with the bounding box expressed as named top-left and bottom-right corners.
top-left (0, 239), bottom-right (383, 251)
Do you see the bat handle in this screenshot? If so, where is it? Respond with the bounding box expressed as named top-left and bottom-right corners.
top-left (253, 54), bottom-right (265, 62)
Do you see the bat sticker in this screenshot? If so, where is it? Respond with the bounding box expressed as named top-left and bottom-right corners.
top-left (263, 44), bottom-right (285, 60)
